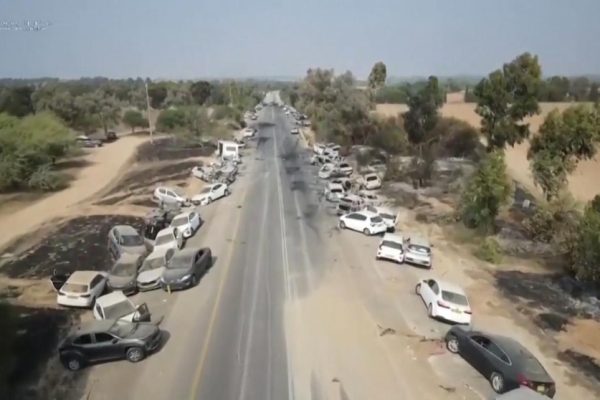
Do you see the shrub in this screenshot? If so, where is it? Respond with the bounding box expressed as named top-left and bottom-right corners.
top-left (569, 205), bottom-right (600, 282)
top-left (431, 117), bottom-right (481, 159)
top-left (27, 165), bottom-right (69, 191)
top-left (156, 108), bottom-right (187, 132)
top-left (368, 116), bottom-right (409, 154)
top-left (474, 237), bottom-right (502, 263)
top-left (383, 158), bottom-right (406, 182)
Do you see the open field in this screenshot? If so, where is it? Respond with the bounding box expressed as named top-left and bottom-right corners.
top-left (376, 102), bottom-right (600, 202)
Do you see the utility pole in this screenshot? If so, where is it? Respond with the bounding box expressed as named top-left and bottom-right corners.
top-left (144, 81), bottom-right (153, 143)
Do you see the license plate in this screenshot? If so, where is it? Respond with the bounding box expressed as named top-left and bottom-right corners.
top-left (67, 296), bottom-right (77, 299)
top-left (537, 385), bottom-right (545, 392)
top-left (452, 309), bottom-right (461, 313)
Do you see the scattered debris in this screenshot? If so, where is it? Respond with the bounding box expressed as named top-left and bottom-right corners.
top-left (536, 312), bottom-right (569, 332)
top-left (377, 324), bottom-right (396, 336)
top-left (331, 377), bottom-right (340, 383)
top-left (438, 385), bottom-right (456, 393)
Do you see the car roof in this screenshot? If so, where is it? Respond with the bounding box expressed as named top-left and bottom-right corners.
top-left (409, 236), bottom-right (430, 247)
top-left (66, 270), bottom-right (102, 284)
top-left (95, 291), bottom-right (128, 308)
top-left (488, 335), bottom-right (532, 359)
top-left (357, 210), bottom-right (379, 218)
top-left (327, 183), bottom-right (344, 190)
top-left (74, 320), bottom-right (117, 335)
top-left (115, 252), bottom-right (142, 264)
top-left (382, 233), bottom-right (404, 243)
top-left (113, 225), bottom-right (139, 236)
top-left (435, 280), bottom-right (466, 295)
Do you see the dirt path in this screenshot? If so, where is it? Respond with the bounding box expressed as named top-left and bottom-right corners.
top-left (0, 135), bottom-right (149, 252)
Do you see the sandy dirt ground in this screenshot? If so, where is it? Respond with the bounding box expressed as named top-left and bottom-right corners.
top-left (376, 102), bottom-right (599, 202)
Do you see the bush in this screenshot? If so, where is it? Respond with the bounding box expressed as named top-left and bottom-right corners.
top-left (432, 117), bottom-right (482, 159)
top-left (523, 195), bottom-right (581, 252)
top-left (156, 108), bottom-right (187, 132)
top-left (27, 165), bottom-right (69, 191)
top-left (474, 237), bottom-right (502, 263)
top-left (368, 116), bottom-right (409, 154)
top-left (569, 205), bottom-right (600, 282)
top-left (383, 158), bottom-right (406, 182)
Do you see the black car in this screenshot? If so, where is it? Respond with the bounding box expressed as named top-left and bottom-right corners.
top-left (445, 326), bottom-right (555, 397)
top-left (59, 320), bottom-right (162, 371)
top-left (161, 247), bottom-right (212, 291)
top-left (105, 131), bottom-right (118, 142)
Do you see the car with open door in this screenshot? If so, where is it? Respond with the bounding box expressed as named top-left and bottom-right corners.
top-left (445, 326), bottom-right (555, 397)
top-left (93, 291), bottom-right (150, 323)
top-left (376, 233), bottom-right (405, 264)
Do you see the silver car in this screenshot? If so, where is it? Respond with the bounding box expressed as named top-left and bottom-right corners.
top-left (107, 253), bottom-right (144, 295)
top-left (107, 225), bottom-right (148, 261)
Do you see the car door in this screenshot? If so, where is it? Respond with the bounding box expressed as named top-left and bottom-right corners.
top-left (344, 214), bottom-right (358, 231)
top-left (89, 274), bottom-right (105, 299)
top-left (212, 184), bottom-right (222, 199)
top-left (421, 279), bottom-right (437, 305)
top-left (92, 332), bottom-right (122, 360)
top-left (71, 333), bottom-right (95, 360)
top-left (189, 212), bottom-right (199, 231)
top-left (463, 334), bottom-right (494, 375)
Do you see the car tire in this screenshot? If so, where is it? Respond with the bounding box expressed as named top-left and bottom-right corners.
top-left (490, 372), bottom-right (505, 393)
top-left (126, 347), bottom-right (146, 363)
top-left (207, 197), bottom-right (212, 204)
top-left (64, 355), bottom-right (85, 371)
top-left (446, 334), bottom-right (460, 354)
top-left (339, 221), bottom-right (346, 229)
top-left (415, 283), bottom-right (421, 295)
top-left (363, 228), bottom-right (370, 236)
top-left (225, 189), bottom-right (230, 196)
top-left (191, 274), bottom-right (197, 287)
top-left (427, 303), bottom-right (434, 318)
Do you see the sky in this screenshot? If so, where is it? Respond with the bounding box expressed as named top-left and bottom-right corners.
top-left (0, 0), bottom-right (599, 80)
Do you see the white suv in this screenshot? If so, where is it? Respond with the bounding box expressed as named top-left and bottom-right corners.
top-left (376, 233), bottom-right (405, 263)
top-left (360, 173), bottom-right (382, 190)
top-left (405, 236), bottom-right (433, 268)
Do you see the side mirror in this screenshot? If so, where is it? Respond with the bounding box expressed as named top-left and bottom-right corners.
top-left (132, 311), bottom-right (140, 322)
top-left (111, 338), bottom-right (119, 344)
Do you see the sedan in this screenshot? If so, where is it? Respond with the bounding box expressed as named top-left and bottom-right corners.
top-left (137, 248), bottom-right (175, 291)
top-left (59, 320), bottom-right (162, 371)
top-left (338, 210), bottom-right (387, 236)
top-left (55, 271), bottom-right (107, 308)
top-left (445, 326), bottom-right (556, 397)
top-left (107, 252), bottom-right (143, 296)
top-left (290, 128), bottom-right (300, 135)
top-left (169, 211), bottom-right (201, 239)
top-left (192, 183), bottom-right (230, 206)
top-left (160, 247), bottom-right (212, 291)
top-left (336, 162), bottom-right (353, 176)
top-left (415, 278), bottom-right (472, 324)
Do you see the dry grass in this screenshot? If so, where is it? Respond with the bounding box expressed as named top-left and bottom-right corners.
top-left (376, 101), bottom-right (600, 202)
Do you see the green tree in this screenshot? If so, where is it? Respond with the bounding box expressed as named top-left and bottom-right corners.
top-left (0, 86), bottom-right (34, 117)
top-left (539, 76), bottom-right (570, 102)
top-left (460, 151), bottom-right (512, 232)
top-left (570, 77), bottom-right (590, 101)
top-left (156, 108), bottom-right (187, 132)
top-left (403, 76), bottom-right (445, 150)
top-left (148, 84), bottom-right (168, 108)
top-left (189, 81), bottom-right (212, 105)
top-left (474, 53), bottom-right (542, 150)
top-left (569, 204), bottom-right (600, 282)
top-left (368, 62), bottom-right (387, 90)
top-left (589, 82), bottom-right (600, 103)
top-left (122, 110), bottom-right (148, 132)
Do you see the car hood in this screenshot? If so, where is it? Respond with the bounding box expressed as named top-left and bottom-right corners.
top-left (137, 267), bottom-right (165, 283)
top-left (108, 274), bottom-right (136, 287)
top-left (161, 268), bottom-right (191, 282)
top-left (127, 323), bottom-right (159, 340)
top-left (153, 242), bottom-right (176, 253)
top-left (406, 250), bottom-right (430, 259)
top-left (192, 193), bottom-right (209, 201)
top-left (122, 245), bottom-right (148, 256)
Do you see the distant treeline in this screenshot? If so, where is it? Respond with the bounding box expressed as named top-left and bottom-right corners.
top-left (376, 76), bottom-right (600, 104)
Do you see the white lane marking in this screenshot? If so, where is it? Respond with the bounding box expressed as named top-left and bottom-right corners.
top-left (272, 105), bottom-right (296, 400)
top-left (237, 168), bottom-right (271, 400)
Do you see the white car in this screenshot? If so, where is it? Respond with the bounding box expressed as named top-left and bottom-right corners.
top-left (336, 193), bottom-right (364, 215)
top-left (313, 143), bottom-right (326, 155)
top-left (336, 162), bottom-right (353, 176)
top-left (415, 279), bottom-right (472, 324)
top-left (170, 211), bottom-right (201, 238)
top-left (137, 248), bottom-right (175, 291)
top-left (318, 163), bottom-right (335, 179)
top-left (154, 226), bottom-right (184, 251)
top-left (56, 271), bottom-right (108, 308)
top-left (241, 127), bottom-right (256, 138)
top-left (360, 173), bottom-right (382, 190)
top-left (290, 128), bottom-right (300, 135)
top-left (357, 190), bottom-right (380, 206)
top-left (153, 186), bottom-right (189, 206)
top-left (330, 177), bottom-right (352, 191)
top-left (192, 183), bottom-right (230, 205)
top-left (338, 210), bottom-right (387, 236)
top-left (325, 182), bottom-right (345, 202)
top-left (376, 233), bottom-right (405, 263)
top-left (324, 146), bottom-right (340, 158)
top-left (93, 291), bottom-right (150, 322)
top-left (404, 236), bottom-right (433, 268)
top-left (365, 205), bottom-right (397, 232)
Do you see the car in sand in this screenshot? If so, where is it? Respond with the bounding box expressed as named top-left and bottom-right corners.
top-left (415, 279), bottom-right (472, 324)
top-left (58, 320), bottom-right (162, 371)
top-left (338, 210), bottom-right (387, 236)
top-left (153, 226), bottom-right (184, 251)
top-left (336, 162), bottom-right (353, 176)
top-left (365, 205), bottom-right (397, 232)
top-left (107, 225), bottom-right (148, 261)
top-left (376, 233), bottom-right (405, 264)
top-left (160, 247), bottom-right (213, 291)
top-left (153, 186), bottom-right (189, 207)
top-left (136, 248), bottom-right (175, 291)
top-left (404, 236), bottom-right (433, 268)
top-left (318, 163), bottom-right (336, 179)
top-left (192, 183), bottom-right (230, 206)
top-left (107, 252), bottom-right (144, 295)
top-left (93, 291), bottom-right (150, 323)
top-left (359, 173), bottom-right (382, 190)
top-left (324, 182), bottom-right (345, 202)
top-left (55, 271), bottom-right (108, 308)
top-left (169, 211), bottom-right (201, 239)
top-left (330, 177), bottom-right (352, 191)
top-left (444, 327), bottom-right (555, 397)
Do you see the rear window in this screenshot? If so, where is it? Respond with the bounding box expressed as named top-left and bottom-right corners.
top-left (519, 352), bottom-right (547, 375)
top-left (62, 283), bottom-right (88, 293)
top-left (441, 291), bottom-right (469, 306)
top-left (408, 244), bottom-right (431, 254)
top-left (381, 240), bottom-right (403, 250)
top-left (331, 188), bottom-right (343, 193)
top-left (371, 216), bottom-right (383, 223)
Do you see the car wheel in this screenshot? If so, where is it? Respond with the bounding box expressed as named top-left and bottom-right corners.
top-left (415, 283), bottom-right (421, 295)
top-left (363, 228), bottom-right (370, 236)
top-left (339, 221), bottom-right (346, 229)
top-left (225, 189), bottom-right (230, 196)
top-left (126, 347), bottom-right (146, 363)
top-left (446, 335), bottom-right (460, 354)
top-left (427, 303), bottom-right (434, 318)
top-left (490, 372), bottom-right (505, 393)
top-left (64, 355), bottom-right (84, 371)
top-left (207, 197), bottom-right (212, 204)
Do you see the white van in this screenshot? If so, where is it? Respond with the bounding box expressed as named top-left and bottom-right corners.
top-left (217, 140), bottom-right (241, 161)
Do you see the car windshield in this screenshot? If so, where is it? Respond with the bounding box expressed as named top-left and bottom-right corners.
top-left (167, 255), bottom-right (193, 269)
top-left (108, 320), bottom-right (136, 338)
top-left (111, 261), bottom-right (137, 277)
top-left (103, 300), bottom-right (136, 319)
top-left (366, 176), bottom-right (377, 181)
top-left (332, 189), bottom-right (343, 193)
top-left (441, 291), bottom-right (469, 306)
top-left (122, 234), bottom-right (143, 247)
top-left (155, 233), bottom-right (174, 246)
top-left (380, 213), bottom-right (395, 220)
top-left (381, 240), bottom-right (403, 250)
top-left (62, 283), bottom-right (88, 293)
top-left (171, 216), bottom-right (188, 227)
top-left (140, 256), bottom-right (165, 272)
top-left (408, 244), bottom-right (431, 254)
top-left (371, 216), bottom-right (383, 223)
top-left (200, 187), bottom-right (211, 194)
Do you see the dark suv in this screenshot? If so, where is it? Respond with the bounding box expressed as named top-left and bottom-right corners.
top-left (59, 320), bottom-right (162, 371)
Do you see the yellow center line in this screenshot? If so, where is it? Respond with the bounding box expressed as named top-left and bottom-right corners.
top-left (190, 164), bottom-right (253, 399)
